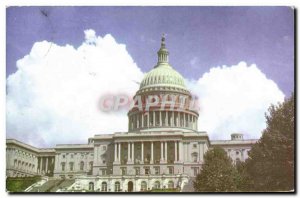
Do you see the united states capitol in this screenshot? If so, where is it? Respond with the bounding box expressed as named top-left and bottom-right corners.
top-left (6, 36), bottom-right (257, 192)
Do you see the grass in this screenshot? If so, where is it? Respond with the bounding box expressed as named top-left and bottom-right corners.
top-left (6, 176), bottom-right (41, 192)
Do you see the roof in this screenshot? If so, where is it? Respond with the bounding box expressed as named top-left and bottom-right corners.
top-left (6, 139), bottom-right (55, 153)
top-left (210, 139), bottom-right (258, 146)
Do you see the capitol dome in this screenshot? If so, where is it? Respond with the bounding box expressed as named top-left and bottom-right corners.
top-left (139, 35), bottom-right (187, 91)
top-left (128, 35), bottom-right (199, 133)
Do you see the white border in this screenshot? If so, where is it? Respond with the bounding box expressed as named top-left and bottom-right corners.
top-left (1, 1), bottom-right (298, 198)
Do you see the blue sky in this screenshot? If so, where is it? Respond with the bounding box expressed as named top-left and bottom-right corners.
top-left (6, 6), bottom-right (293, 146)
top-left (7, 6), bottom-right (294, 96)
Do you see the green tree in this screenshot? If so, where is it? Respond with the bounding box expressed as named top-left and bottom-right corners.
top-left (193, 147), bottom-right (239, 192)
top-left (245, 94), bottom-right (294, 191)
top-left (235, 161), bottom-right (252, 191)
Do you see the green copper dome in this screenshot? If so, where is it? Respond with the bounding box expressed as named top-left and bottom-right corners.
top-left (140, 65), bottom-right (186, 89)
top-left (139, 35), bottom-right (187, 90)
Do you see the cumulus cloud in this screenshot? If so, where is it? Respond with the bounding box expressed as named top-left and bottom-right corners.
top-left (7, 30), bottom-right (285, 147)
top-left (187, 61), bottom-right (285, 140)
top-left (6, 30), bottom-right (143, 147)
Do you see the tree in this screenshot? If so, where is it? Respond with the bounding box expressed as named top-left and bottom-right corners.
top-left (193, 147), bottom-right (239, 192)
top-left (245, 94), bottom-right (294, 191)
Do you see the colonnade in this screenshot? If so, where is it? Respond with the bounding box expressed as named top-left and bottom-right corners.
top-left (129, 111), bottom-right (198, 131)
top-left (114, 141), bottom-right (184, 164)
top-left (37, 156), bottom-right (55, 175)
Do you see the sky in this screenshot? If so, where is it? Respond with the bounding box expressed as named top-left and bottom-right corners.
top-left (6, 6), bottom-right (294, 147)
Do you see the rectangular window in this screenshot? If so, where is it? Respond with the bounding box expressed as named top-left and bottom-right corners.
top-left (101, 169), bottom-right (107, 175)
top-left (70, 162), bottom-right (74, 171)
top-left (144, 167), bottom-right (150, 175)
top-left (154, 167), bottom-right (160, 175)
top-left (103, 146), bottom-right (107, 151)
top-left (62, 155), bottom-right (65, 159)
top-left (121, 167), bottom-right (127, 175)
top-left (168, 166), bottom-right (174, 174)
top-left (134, 167), bottom-right (140, 175)
top-left (192, 167), bottom-right (199, 176)
top-left (193, 144), bottom-right (197, 148)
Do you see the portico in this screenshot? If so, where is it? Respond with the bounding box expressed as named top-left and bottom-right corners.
top-left (113, 140), bottom-right (182, 165)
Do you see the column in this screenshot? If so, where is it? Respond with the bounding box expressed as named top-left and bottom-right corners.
top-left (172, 111), bottom-right (174, 126)
top-left (35, 156), bottom-right (39, 174)
top-left (141, 142), bottom-right (144, 163)
top-left (51, 157), bottom-right (54, 173)
top-left (187, 143), bottom-right (190, 162)
top-left (150, 142), bottom-right (154, 163)
top-left (137, 114), bottom-right (139, 128)
top-left (200, 143), bottom-right (204, 162)
top-left (118, 143), bottom-right (121, 163)
top-left (40, 157), bottom-right (43, 174)
top-left (166, 111), bottom-right (168, 126)
top-left (147, 113), bottom-right (150, 128)
top-left (193, 115), bottom-right (195, 129)
top-left (164, 142), bottom-right (168, 163)
top-left (141, 114), bottom-right (144, 128)
top-left (128, 142), bottom-right (131, 162)
top-left (160, 142), bottom-right (164, 162)
top-left (183, 113), bottom-right (186, 128)
top-left (178, 113), bottom-right (181, 127)
top-left (132, 142), bottom-right (135, 163)
top-left (45, 157), bottom-right (48, 174)
top-left (175, 141), bottom-right (178, 162)
top-left (179, 142), bottom-right (183, 162)
top-left (160, 111), bottom-right (162, 126)
top-left (153, 111), bottom-right (156, 126)
top-left (114, 143), bottom-right (118, 162)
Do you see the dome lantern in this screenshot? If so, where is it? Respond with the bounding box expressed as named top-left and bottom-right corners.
top-left (156, 34), bottom-right (169, 66)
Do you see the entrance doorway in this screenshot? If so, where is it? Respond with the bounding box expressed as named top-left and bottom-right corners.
top-left (128, 181), bottom-right (133, 192)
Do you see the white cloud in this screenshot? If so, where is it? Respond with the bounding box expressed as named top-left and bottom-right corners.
top-left (187, 61), bottom-right (285, 140)
top-left (6, 30), bottom-right (144, 147)
top-left (7, 30), bottom-right (285, 147)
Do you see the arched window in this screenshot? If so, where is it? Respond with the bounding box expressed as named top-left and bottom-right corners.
top-left (14, 159), bottom-right (17, 168)
top-left (101, 182), bottom-right (107, 192)
top-left (89, 182), bottom-right (94, 191)
top-left (115, 181), bottom-right (120, 192)
top-left (80, 161), bottom-right (84, 171)
top-left (141, 181), bottom-right (147, 191)
top-left (154, 181), bottom-right (160, 189)
top-left (168, 181), bottom-right (174, 189)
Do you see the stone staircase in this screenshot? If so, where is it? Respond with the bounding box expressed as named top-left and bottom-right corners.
top-left (182, 178), bottom-right (195, 192)
top-left (29, 179), bottom-right (62, 192)
top-left (50, 179), bottom-right (75, 192)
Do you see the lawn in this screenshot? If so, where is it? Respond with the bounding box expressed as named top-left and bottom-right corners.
top-left (6, 176), bottom-right (41, 192)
